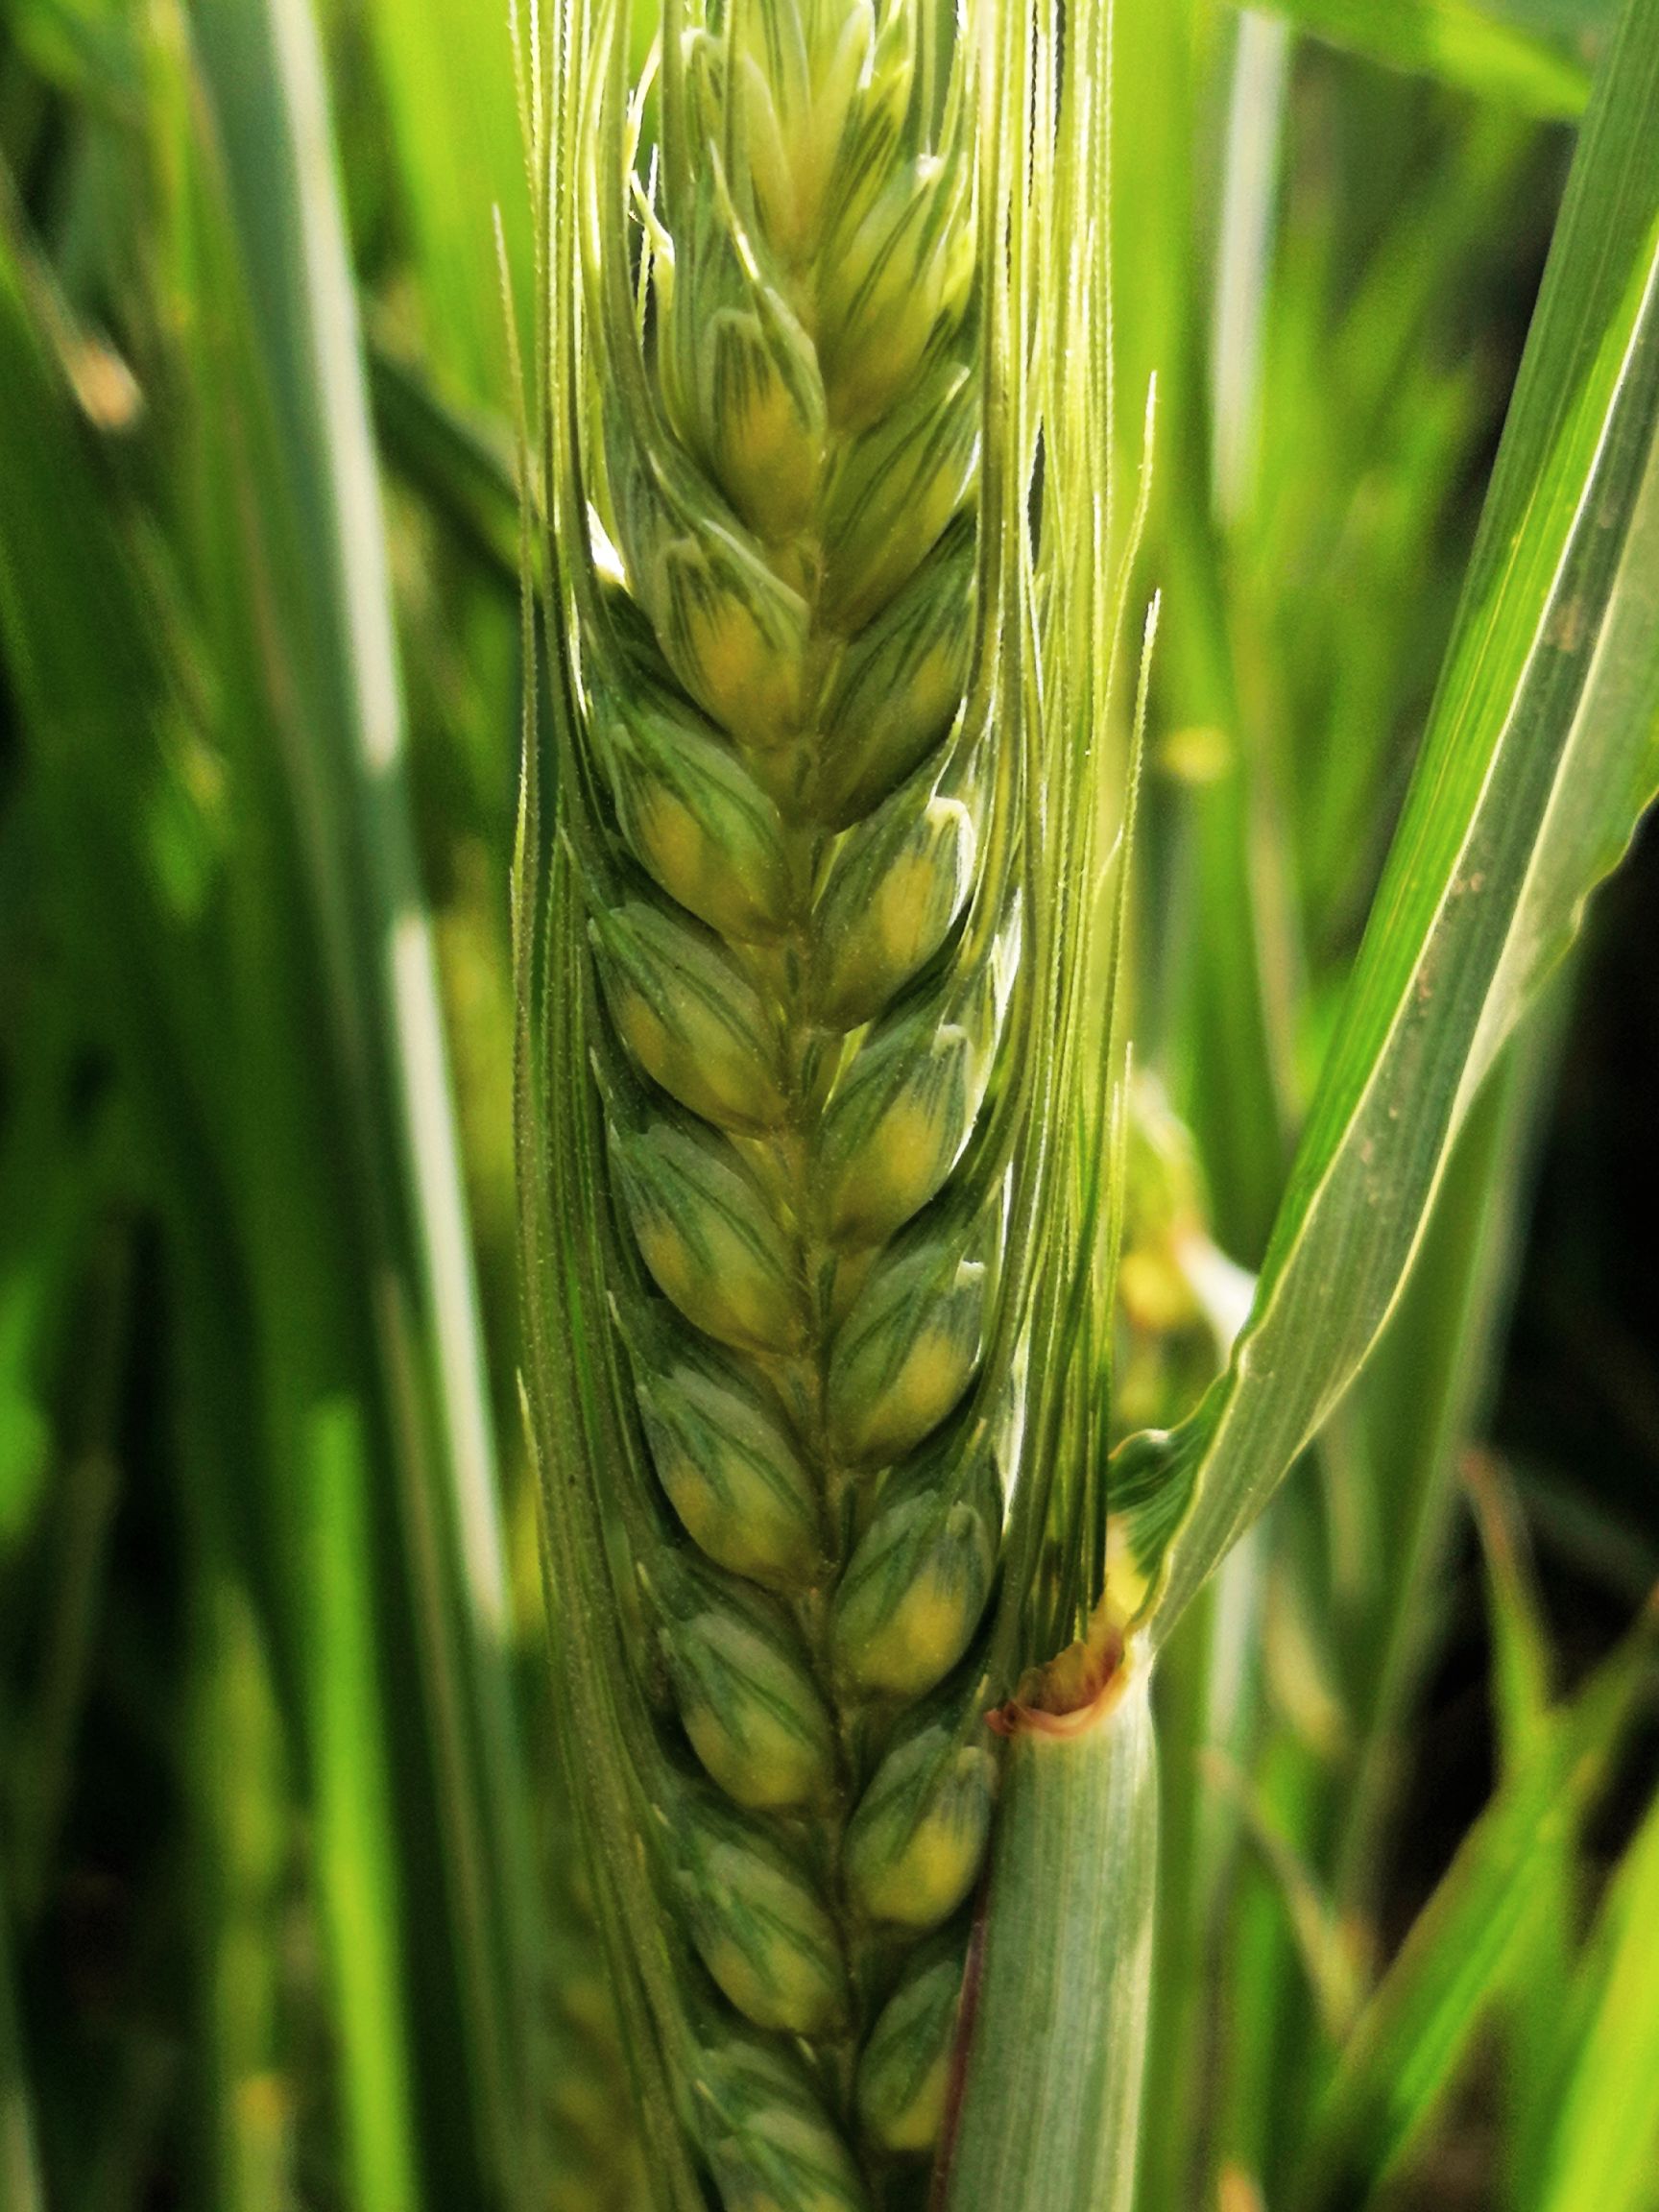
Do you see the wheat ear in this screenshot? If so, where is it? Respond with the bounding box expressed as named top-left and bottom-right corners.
top-left (517, 0), bottom-right (1118, 2198)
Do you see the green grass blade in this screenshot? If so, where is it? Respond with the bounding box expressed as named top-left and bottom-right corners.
top-left (1126, 0), bottom-right (1659, 1649)
top-left (188, 1545), bottom-right (296, 2205)
top-left (5, 0), bottom-right (139, 108)
top-left (0, 189), bottom-right (226, 1229)
top-left (182, 0), bottom-right (510, 1668)
top-left (1205, 1751), bottom-right (1364, 2043)
top-left (356, 0), bottom-right (532, 408)
top-left (1137, 1535), bottom-right (1267, 2212)
top-left (1244, 95), bottom-right (1531, 980)
top-left (306, 1400), bottom-right (421, 2212)
top-left (1464, 1455), bottom-right (1577, 2209)
top-left (1288, 1600), bottom-right (1658, 2208)
top-left (370, 341), bottom-right (520, 591)
top-left (1531, 1777), bottom-right (1659, 2212)
top-left (1246, 0), bottom-right (1593, 112)
top-left (1332, 1001), bottom-right (1562, 1921)
top-left (1205, 1706), bottom-right (1330, 2200)
top-left (181, 0), bottom-right (541, 2188)
top-left (1115, 0), bottom-right (1296, 1266)
top-left (0, 186), bottom-right (435, 2207)
top-left (1110, 0), bottom-right (1309, 1264)
top-left (1468, 1454), bottom-right (1556, 1769)
top-left (1211, 12), bottom-right (1292, 528)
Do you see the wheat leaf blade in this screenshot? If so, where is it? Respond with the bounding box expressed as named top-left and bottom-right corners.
top-left (1287, 1601), bottom-right (1658, 2209)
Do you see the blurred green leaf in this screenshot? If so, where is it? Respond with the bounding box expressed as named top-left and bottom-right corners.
top-left (305, 1397), bottom-right (421, 2212)
top-left (1247, 0), bottom-right (1593, 112)
top-left (1494, 0), bottom-right (1616, 46)
top-left (0, 183), bottom-right (228, 1258)
top-left (356, 0), bottom-right (532, 408)
top-left (370, 339), bottom-right (520, 590)
top-left (6, 0), bottom-right (139, 106)
top-left (1467, 1451), bottom-right (1575, 2206)
top-left (1118, 0), bottom-right (1292, 1262)
top-left (4, 0), bottom-right (541, 2182)
top-left (1204, 1749), bottom-right (1365, 2040)
top-left (1515, 1463), bottom-right (1659, 1601)
top-left (0, 167), bottom-right (418, 2201)
top-left (1328, 1002), bottom-right (1561, 1936)
top-left (1251, 102), bottom-right (1529, 977)
top-left (1532, 1775), bottom-right (1659, 2212)
top-left (190, 1575), bottom-right (296, 2212)
top-left (1468, 1454), bottom-right (1554, 1767)
top-left (1289, 1598), bottom-right (1658, 2206)
top-left (0, 1390), bottom-right (49, 1551)
top-left (175, 0), bottom-right (544, 2193)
